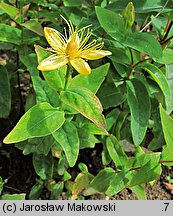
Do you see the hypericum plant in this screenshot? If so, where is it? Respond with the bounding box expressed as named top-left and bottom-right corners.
top-left (1, 0), bottom-right (173, 200)
top-left (2, 11), bottom-right (111, 199)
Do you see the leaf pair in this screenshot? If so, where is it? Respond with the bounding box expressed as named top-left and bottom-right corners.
top-left (96, 6), bottom-right (162, 60)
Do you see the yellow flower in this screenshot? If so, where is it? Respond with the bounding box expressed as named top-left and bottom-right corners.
top-left (37, 16), bottom-right (112, 74)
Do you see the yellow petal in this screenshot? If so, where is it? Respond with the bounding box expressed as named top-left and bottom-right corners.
top-left (66, 33), bottom-right (80, 58)
top-left (37, 54), bottom-right (68, 71)
top-left (70, 58), bottom-right (91, 74)
top-left (81, 50), bottom-right (112, 60)
top-left (44, 27), bottom-right (66, 53)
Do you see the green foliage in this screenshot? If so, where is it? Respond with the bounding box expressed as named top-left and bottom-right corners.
top-left (160, 104), bottom-right (173, 166)
top-left (96, 7), bottom-right (125, 41)
top-left (0, 24), bottom-right (21, 45)
top-left (1, 0), bottom-right (173, 200)
top-left (1, 194), bottom-right (26, 200)
top-left (60, 87), bottom-right (106, 129)
top-left (53, 121), bottom-right (79, 167)
top-left (126, 78), bottom-right (151, 145)
top-left (123, 32), bottom-right (162, 59)
top-left (0, 177), bottom-right (4, 196)
top-left (70, 63), bottom-right (110, 94)
top-left (33, 153), bottom-right (54, 180)
top-left (84, 168), bottom-right (115, 195)
top-left (4, 102), bottom-right (65, 143)
top-left (106, 135), bottom-right (128, 169)
top-left (106, 169), bottom-right (131, 196)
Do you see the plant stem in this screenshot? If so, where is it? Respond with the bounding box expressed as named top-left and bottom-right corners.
top-left (4, 185), bottom-right (21, 193)
top-left (160, 34), bottom-right (173, 45)
top-left (59, 65), bottom-right (73, 111)
top-left (16, 52), bottom-right (24, 115)
top-left (64, 64), bottom-right (73, 91)
top-left (140, 0), bottom-right (169, 32)
top-left (159, 160), bottom-right (173, 164)
top-left (127, 48), bottom-right (134, 78)
top-left (160, 20), bottom-right (173, 43)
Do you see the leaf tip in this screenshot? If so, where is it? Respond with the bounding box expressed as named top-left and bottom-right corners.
top-left (3, 135), bottom-right (13, 144)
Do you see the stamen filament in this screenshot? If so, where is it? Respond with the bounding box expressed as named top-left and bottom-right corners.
top-left (38, 15), bottom-right (111, 74)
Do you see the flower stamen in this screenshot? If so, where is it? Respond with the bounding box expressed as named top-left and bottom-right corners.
top-left (37, 16), bottom-right (112, 74)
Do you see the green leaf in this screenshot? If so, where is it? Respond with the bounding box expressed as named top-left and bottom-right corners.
top-left (83, 123), bottom-right (108, 135)
top-left (0, 66), bottom-right (11, 118)
top-left (21, 20), bottom-right (44, 36)
top-left (42, 66), bottom-right (66, 92)
top-left (78, 163), bottom-right (88, 174)
top-left (102, 145), bottom-right (112, 166)
top-left (166, 64), bottom-right (173, 112)
top-left (53, 121), bottom-right (79, 167)
top-left (20, 52), bottom-right (61, 106)
top-left (35, 45), bottom-right (52, 64)
top-left (63, 171), bottom-right (71, 181)
top-left (156, 48), bottom-right (173, 64)
top-left (106, 135), bottom-right (128, 169)
top-left (84, 168), bottom-right (115, 195)
top-left (143, 63), bottom-right (171, 113)
top-left (108, 47), bottom-right (131, 66)
top-left (21, 51), bottom-right (61, 105)
top-left (15, 135), bottom-right (56, 155)
top-left (148, 108), bottom-right (166, 151)
top-left (20, 52), bottom-right (38, 76)
top-left (3, 102), bottom-right (65, 143)
top-left (43, 66), bottom-right (66, 92)
top-left (33, 153), bottom-right (54, 180)
top-left (128, 160), bottom-right (162, 186)
top-left (63, 0), bottom-right (82, 6)
top-left (60, 87), bottom-right (107, 130)
top-left (77, 127), bottom-right (99, 149)
top-left (56, 153), bottom-right (67, 176)
top-left (144, 63), bottom-right (170, 96)
top-left (20, 53), bottom-right (62, 103)
top-left (126, 146), bottom-right (161, 169)
top-left (160, 104), bottom-right (173, 166)
top-left (0, 2), bottom-right (20, 21)
top-left (50, 182), bottom-right (63, 200)
top-left (1, 194), bottom-right (25, 200)
top-left (126, 78), bottom-right (151, 145)
top-left (114, 111), bottom-right (129, 140)
top-left (95, 6), bottom-right (125, 41)
top-left (130, 185), bottom-right (147, 200)
top-left (0, 24), bottom-right (21, 45)
top-left (29, 181), bottom-right (44, 200)
top-left (35, 45), bottom-right (66, 91)
top-left (108, 0), bottom-right (173, 13)
top-left (97, 81), bottom-right (126, 109)
top-left (25, 91), bottom-right (36, 112)
top-left (106, 108), bottom-right (120, 131)
top-left (21, 53), bottom-right (61, 106)
top-left (123, 32), bottom-right (162, 59)
top-left (71, 173), bottom-right (90, 199)
top-left (32, 77), bottom-right (61, 107)
top-left (106, 169), bottom-right (131, 196)
top-left (112, 62), bottom-right (131, 78)
top-left (70, 64), bottom-right (110, 94)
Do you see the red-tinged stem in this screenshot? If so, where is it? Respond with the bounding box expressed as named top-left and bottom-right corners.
top-left (160, 20), bottom-right (173, 43)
